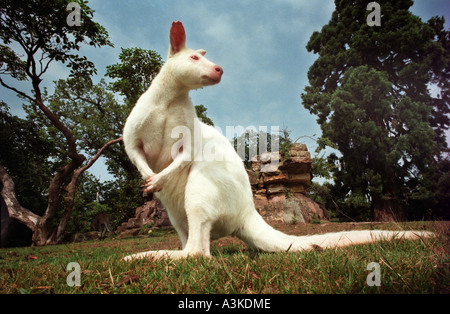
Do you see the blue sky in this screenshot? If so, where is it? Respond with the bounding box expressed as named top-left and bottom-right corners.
top-left (1, 0), bottom-right (449, 181)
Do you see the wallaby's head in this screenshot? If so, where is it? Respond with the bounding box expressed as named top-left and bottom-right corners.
top-left (165, 21), bottom-right (223, 90)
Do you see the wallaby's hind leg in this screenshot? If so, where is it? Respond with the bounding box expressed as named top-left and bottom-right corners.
top-left (183, 211), bottom-right (212, 257)
top-left (122, 208), bottom-right (212, 261)
top-left (167, 212), bottom-right (188, 249)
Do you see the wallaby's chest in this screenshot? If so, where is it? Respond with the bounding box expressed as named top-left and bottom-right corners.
top-left (136, 101), bottom-right (196, 171)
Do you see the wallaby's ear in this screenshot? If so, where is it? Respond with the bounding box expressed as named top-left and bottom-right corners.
top-left (197, 49), bottom-right (206, 56)
top-left (169, 21), bottom-right (186, 57)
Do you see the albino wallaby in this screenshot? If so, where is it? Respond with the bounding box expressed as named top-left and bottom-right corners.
top-left (122, 21), bottom-right (433, 261)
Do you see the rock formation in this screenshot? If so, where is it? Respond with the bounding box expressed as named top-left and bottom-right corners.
top-left (118, 197), bottom-right (171, 234)
top-left (247, 143), bottom-right (329, 223)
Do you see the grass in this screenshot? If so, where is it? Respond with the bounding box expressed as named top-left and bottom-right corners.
top-left (0, 221), bottom-right (448, 294)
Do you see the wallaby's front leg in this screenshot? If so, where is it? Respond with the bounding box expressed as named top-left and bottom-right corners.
top-left (144, 143), bottom-right (193, 193)
top-left (144, 159), bottom-right (188, 192)
top-left (127, 141), bottom-right (156, 180)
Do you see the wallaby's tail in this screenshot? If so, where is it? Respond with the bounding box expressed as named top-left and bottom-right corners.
top-left (236, 211), bottom-right (435, 252)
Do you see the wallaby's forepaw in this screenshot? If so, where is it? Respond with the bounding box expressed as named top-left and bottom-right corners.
top-left (144, 173), bottom-right (166, 192)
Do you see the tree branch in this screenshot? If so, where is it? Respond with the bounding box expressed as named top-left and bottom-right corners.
top-left (0, 77), bottom-right (36, 103)
top-left (0, 165), bottom-right (41, 231)
top-left (31, 82), bottom-right (84, 164)
top-left (80, 136), bottom-right (123, 174)
top-left (39, 55), bottom-right (55, 78)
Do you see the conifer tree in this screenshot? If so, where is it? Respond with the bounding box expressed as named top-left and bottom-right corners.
top-left (302, 0), bottom-right (449, 221)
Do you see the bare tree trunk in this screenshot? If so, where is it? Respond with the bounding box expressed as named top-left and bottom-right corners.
top-left (0, 165), bottom-right (41, 232)
top-left (33, 159), bottom-right (84, 246)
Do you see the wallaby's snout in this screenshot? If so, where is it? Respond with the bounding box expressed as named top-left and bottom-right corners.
top-left (212, 65), bottom-right (223, 81)
top-left (203, 63), bottom-right (223, 85)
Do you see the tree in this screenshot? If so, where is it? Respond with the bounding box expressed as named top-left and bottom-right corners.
top-left (428, 17), bottom-right (450, 151)
top-left (0, 0), bottom-right (118, 245)
top-left (330, 66), bottom-right (440, 220)
top-left (301, 0), bottom-right (449, 221)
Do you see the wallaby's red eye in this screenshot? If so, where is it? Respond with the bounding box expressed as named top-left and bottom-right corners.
top-left (190, 55), bottom-right (199, 61)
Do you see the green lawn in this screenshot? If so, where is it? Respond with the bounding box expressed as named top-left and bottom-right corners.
top-left (0, 222), bottom-right (448, 294)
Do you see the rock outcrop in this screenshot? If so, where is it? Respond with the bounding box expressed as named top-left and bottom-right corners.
top-left (247, 143), bottom-right (329, 223)
top-left (118, 198), bottom-right (171, 233)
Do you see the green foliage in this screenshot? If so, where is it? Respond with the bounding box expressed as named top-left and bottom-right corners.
top-left (301, 0), bottom-right (449, 220)
top-left (85, 202), bottom-right (111, 218)
top-left (195, 104), bottom-right (214, 126)
top-left (40, 47), bottom-right (163, 231)
top-left (311, 154), bottom-right (336, 180)
top-left (46, 76), bottom-right (130, 173)
top-left (66, 173), bottom-right (111, 233)
top-left (0, 45), bottom-right (27, 80)
top-left (100, 176), bottom-right (144, 229)
top-left (279, 127), bottom-right (293, 160)
top-left (306, 182), bottom-right (331, 207)
top-left (106, 47), bottom-right (163, 106)
top-left (0, 0), bottom-right (113, 79)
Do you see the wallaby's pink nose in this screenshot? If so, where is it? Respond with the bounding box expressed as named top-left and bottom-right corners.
top-left (206, 65), bottom-right (223, 85)
top-left (215, 66), bottom-right (223, 75)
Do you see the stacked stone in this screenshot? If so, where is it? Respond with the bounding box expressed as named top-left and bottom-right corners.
top-left (247, 143), bottom-right (329, 223)
top-left (247, 143), bottom-right (312, 203)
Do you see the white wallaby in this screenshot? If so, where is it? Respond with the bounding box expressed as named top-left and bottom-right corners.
top-left (122, 21), bottom-right (434, 261)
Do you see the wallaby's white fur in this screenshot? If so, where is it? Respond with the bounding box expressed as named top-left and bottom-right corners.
top-left (122, 22), bottom-right (434, 261)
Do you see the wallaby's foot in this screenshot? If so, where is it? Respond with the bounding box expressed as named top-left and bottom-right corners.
top-left (123, 250), bottom-right (209, 261)
top-left (123, 250), bottom-right (171, 261)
